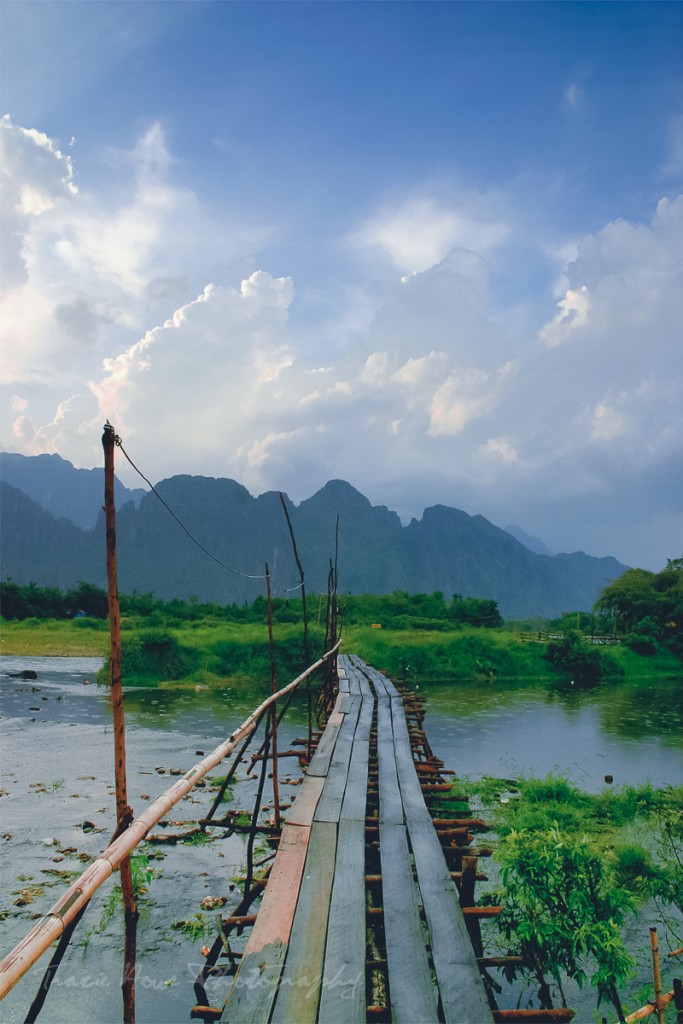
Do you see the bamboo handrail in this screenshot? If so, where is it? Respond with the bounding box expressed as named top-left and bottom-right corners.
top-left (0, 639), bottom-right (341, 1001)
top-left (624, 990), bottom-right (674, 1022)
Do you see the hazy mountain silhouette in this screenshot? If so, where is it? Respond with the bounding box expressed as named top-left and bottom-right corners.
top-left (0, 456), bottom-right (628, 617)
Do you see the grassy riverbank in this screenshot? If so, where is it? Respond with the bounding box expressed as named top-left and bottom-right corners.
top-left (349, 624), bottom-right (683, 682)
top-left (0, 617), bottom-right (109, 657)
top-left (2, 616), bottom-right (681, 684)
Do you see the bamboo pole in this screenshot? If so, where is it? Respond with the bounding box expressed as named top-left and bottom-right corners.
top-left (624, 991), bottom-right (674, 1022)
top-left (102, 423), bottom-right (138, 1024)
top-left (279, 492), bottom-right (312, 758)
top-left (650, 927), bottom-right (666, 1024)
top-left (265, 563), bottom-right (280, 831)
top-left (0, 640), bottom-right (341, 1001)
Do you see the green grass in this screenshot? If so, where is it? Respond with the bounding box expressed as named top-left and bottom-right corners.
top-left (344, 624), bottom-right (560, 682)
top-left (2, 614), bottom-right (679, 683)
top-left (0, 617), bottom-right (109, 656)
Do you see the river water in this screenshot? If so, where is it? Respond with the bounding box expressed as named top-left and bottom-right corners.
top-left (1, 655), bottom-right (682, 1023)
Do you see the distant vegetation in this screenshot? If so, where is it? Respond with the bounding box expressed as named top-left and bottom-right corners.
top-left (1, 563), bottom-right (680, 685)
top-left (0, 580), bottom-right (502, 628)
top-left (594, 557), bottom-right (683, 656)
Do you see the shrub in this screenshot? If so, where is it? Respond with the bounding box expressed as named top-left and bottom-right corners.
top-left (119, 629), bottom-right (197, 682)
top-left (545, 630), bottom-right (603, 686)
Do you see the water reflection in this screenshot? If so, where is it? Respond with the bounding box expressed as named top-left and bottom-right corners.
top-left (1, 655), bottom-right (682, 1023)
top-left (418, 675), bottom-right (683, 790)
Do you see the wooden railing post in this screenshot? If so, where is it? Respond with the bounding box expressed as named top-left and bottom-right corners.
top-left (265, 563), bottom-right (281, 831)
top-left (102, 423), bottom-right (138, 1023)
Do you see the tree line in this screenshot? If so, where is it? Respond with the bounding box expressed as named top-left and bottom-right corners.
top-left (2, 561), bottom-right (681, 656)
top-left (0, 580), bottom-right (503, 630)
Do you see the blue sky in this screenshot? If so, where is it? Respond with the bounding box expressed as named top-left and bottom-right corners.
top-left (1, 1), bottom-right (682, 570)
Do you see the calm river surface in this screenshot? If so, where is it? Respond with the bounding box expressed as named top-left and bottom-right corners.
top-left (1, 655), bottom-right (682, 1023)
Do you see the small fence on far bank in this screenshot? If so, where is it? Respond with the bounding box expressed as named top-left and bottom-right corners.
top-left (517, 632), bottom-right (621, 645)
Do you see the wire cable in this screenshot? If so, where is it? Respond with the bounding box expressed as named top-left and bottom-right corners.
top-left (115, 436), bottom-right (303, 594)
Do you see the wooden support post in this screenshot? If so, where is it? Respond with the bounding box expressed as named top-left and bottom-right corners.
top-left (103, 423), bottom-right (138, 1024)
top-left (650, 927), bottom-right (665, 1024)
top-left (673, 977), bottom-right (683, 1023)
top-left (265, 563), bottom-right (281, 831)
top-left (279, 493), bottom-right (312, 759)
top-left (460, 856), bottom-right (478, 907)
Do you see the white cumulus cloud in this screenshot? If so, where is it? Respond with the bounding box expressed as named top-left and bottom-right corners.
top-left (351, 196), bottom-right (509, 275)
top-left (1, 119), bottom-right (681, 569)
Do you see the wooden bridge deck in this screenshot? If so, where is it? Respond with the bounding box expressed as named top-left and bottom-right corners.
top-left (220, 655), bottom-right (493, 1024)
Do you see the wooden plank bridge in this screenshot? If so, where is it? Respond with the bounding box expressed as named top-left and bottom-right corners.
top-left (220, 654), bottom-right (494, 1024)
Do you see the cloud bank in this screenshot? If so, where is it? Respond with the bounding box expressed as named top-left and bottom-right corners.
top-left (1, 117), bottom-right (681, 570)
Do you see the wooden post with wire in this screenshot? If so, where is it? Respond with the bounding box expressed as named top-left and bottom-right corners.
top-left (102, 422), bottom-right (138, 1024)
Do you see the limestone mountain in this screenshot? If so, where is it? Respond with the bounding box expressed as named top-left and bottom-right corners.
top-left (0, 452), bottom-right (145, 530)
top-left (0, 458), bottom-right (628, 618)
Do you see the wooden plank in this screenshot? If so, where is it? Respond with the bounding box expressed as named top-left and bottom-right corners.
top-left (318, 820), bottom-right (366, 1023)
top-left (344, 656), bottom-right (373, 698)
top-left (346, 668), bottom-right (362, 696)
top-left (270, 820), bottom-right (338, 1024)
top-left (372, 667), bottom-right (400, 698)
top-left (220, 940), bottom-right (286, 1024)
top-left (377, 699), bottom-right (403, 825)
top-left (340, 696), bottom-right (373, 822)
top-left (244, 824), bottom-right (311, 953)
top-left (221, 824), bottom-right (311, 1023)
top-left (285, 773), bottom-right (325, 827)
top-left (369, 670), bottom-right (389, 698)
top-left (391, 698), bottom-right (433, 826)
top-left (307, 709), bottom-right (344, 777)
top-left (356, 670), bottom-right (373, 699)
top-left (380, 823), bottom-right (439, 1024)
top-left (314, 697), bottom-right (361, 823)
top-left (338, 673), bottom-right (350, 693)
top-left (408, 821), bottom-right (494, 1023)
top-left (366, 664), bottom-right (400, 698)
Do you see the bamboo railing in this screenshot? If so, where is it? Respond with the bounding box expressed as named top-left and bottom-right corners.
top-left (0, 639), bottom-right (341, 1001)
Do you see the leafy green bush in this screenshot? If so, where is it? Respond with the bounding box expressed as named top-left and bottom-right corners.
top-left (495, 826), bottom-right (635, 1017)
top-left (465, 774), bottom-right (683, 1013)
top-left (115, 629), bottom-right (198, 682)
top-left (545, 630), bottom-right (607, 686)
top-left (612, 842), bottom-right (657, 891)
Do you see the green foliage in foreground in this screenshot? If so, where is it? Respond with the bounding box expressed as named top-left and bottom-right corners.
top-left (451, 775), bottom-right (683, 1017)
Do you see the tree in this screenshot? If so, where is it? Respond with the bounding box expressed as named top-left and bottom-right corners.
top-left (594, 560), bottom-right (683, 654)
top-left (495, 826), bottom-right (635, 1018)
top-left (65, 581), bottom-right (109, 618)
top-left (545, 630), bottom-right (604, 687)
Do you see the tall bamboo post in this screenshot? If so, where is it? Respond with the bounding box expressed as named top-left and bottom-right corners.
top-left (265, 563), bottom-right (281, 831)
top-left (650, 927), bottom-right (665, 1024)
top-left (102, 423), bottom-right (138, 1024)
top-left (279, 493), bottom-right (312, 757)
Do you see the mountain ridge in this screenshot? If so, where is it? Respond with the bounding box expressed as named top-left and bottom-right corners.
top-left (0, 454), bottom-right (628, 618)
